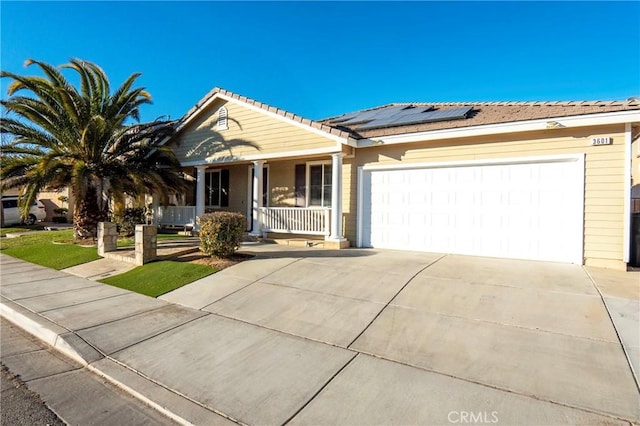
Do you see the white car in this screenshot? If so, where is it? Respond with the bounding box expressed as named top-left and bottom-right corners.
top-left (1, 196), bottom-right (47, 226)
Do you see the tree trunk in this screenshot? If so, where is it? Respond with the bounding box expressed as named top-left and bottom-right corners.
top-left (112, 192), bottom-right (125, 219)
top-left (73, 185), bottom-right (108, 240)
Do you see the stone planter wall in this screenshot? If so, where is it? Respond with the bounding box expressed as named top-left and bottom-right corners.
top-left (97, 222), bottom-right (117, 256)
top-left (135, 225), bottom-right (157, 266)
top-left (97, 222), bottom-right (157, 266)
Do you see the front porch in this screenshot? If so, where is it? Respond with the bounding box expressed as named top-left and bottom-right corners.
top-left (152, 153), bottom-right (349, 249)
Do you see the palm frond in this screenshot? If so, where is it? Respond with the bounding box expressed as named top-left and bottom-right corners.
top-left (1, 58), bottom-right (184, 237)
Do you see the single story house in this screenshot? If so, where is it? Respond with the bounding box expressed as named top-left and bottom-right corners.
top-left (154, 88), bottom-right (640, 270)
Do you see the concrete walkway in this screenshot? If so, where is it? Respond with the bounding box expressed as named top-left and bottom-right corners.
top-left (1, 247), bottom-right (639, 425)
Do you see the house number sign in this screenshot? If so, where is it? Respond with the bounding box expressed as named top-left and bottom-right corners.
top-left (591, 137), bottom-right (612, 146)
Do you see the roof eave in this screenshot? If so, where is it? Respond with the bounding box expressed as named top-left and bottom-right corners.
top-left (356, 110), bottom-right (640, 147)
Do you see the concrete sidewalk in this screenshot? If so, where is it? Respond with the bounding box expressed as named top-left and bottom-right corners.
top-left (1, 249), bottom-right (639, 425)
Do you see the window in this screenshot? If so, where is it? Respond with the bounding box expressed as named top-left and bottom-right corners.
top-left (307, 163), bottom-right (332, 207)
top-left (216, 106), bottom-right (228, 130)
top-left (2, 199), bottom-right (18, 209)
top-left (204, 169), bottom-right (229, 207)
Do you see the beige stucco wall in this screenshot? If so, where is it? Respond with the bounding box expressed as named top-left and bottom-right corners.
top-left (37, 188), bottom-right (73, 221)
top-left (344, 125), bottom-right (628, 270)
top-left (169, 99), bottom-right (338, 165)
top-left (1, 187), bottom-right (74, 221)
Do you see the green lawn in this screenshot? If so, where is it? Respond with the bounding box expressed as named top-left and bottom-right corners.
top-left (99, 260), bottom-right (215, 297)
top-left (0, 229), bottom-right (100, 269)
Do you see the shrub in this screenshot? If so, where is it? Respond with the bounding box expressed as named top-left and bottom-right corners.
top-left (114, 207), bottom-right (146, 236)
top-left (198, 211), bottom-right (246, 258)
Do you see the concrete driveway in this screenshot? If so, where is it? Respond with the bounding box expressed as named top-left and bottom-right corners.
top-left (2, 246), bottom-right (638, 425)
top-left (159, 246), bottom-right (640, 424)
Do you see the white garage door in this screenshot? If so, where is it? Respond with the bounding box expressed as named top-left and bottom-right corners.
top-left (359, 156), bottom-right (584, 263)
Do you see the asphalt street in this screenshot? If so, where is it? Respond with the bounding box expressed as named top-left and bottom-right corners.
top-left (1, 363), bottom-right (65, 426)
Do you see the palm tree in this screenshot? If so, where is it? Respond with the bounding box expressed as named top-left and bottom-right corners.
top-left (0, 59), bottom-right (185, 238)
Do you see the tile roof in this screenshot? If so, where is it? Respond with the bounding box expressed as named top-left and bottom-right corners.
top-left (178, 87), bottom-right (640, 142)
top-left (178, 87), bottom-right (353, 140)
top-left (320, 99), bottom-right (640, 139)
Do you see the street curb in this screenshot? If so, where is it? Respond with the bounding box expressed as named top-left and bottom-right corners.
top-left (87, 359), bottom-right (239, 426)
top-left (0, 299), bottom-right (99, 365)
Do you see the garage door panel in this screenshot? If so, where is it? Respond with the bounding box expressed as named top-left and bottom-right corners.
top-left (361, 158), bottom-right (583, 263)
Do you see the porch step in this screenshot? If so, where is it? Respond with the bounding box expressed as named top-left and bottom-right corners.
top-left (267, 238), bottom-right (324, 248)
top-left (243, 234), bottom-right (260, 243)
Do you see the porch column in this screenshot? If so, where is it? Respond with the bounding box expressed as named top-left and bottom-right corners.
top-left (330, 153), bottom-right (345, 240)
top-left (250, 160), bottom-right (265, 236)
top-left (195, 165), bottom-right (207, 229)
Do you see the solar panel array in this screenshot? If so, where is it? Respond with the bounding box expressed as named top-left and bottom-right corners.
top-left (331, 105), bottom-right (472, 130)
top-left (331, 105), bottom-right (416, 126)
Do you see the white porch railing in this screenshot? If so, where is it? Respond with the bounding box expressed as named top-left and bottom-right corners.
top-left (259, 207), bottom-right (330, 236)
top-left (156, 206), bottom-right (196, 227)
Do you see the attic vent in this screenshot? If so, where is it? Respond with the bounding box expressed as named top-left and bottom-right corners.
top-left (216, 106), bottom-right (228, 130)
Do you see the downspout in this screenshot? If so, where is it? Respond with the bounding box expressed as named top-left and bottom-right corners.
top-left (623, 123), bottom-right (632, 264)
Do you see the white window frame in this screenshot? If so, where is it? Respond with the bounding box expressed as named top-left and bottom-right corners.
top-left (205, 168), bottom-right (223, 208)
top-left (306, 160), bottom-right (332, 207)
top-left (216, 106), bottom-right (228, 131)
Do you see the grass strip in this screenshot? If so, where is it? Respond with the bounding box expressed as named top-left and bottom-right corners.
top-left (99, 260), bottom-right (216, 297)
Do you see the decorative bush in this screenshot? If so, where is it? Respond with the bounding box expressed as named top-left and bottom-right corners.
top-left (197, 212), bottom-right (246, 258)
top-left (114, 207), bottom-right (146, 236)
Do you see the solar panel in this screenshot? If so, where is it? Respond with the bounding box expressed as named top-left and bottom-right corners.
top-left (358, 106), bottom-right (472, 130)
top-left (337, 105), bottom-right (419, 126)
top-left (330, 108), bottom-right (390, 124)
top-left (329, 111), bottom-right (362, 123)
top-left (376, 105), bottom-right (431, 119)
top-left (336, 110), bottom-right (384, 125)
top-left (358, 112), bottom-right (422, 129)
top-left (418, 106), bottom-right (473, 121)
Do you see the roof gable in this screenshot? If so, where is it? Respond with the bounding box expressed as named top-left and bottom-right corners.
top-left (174, 87), bottom-right (352, 142)
top-left (168, 96), bottom-right (344, 165)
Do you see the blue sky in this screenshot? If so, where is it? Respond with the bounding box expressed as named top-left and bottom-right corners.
top-left (2, 1), bottom-right (639, 122)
